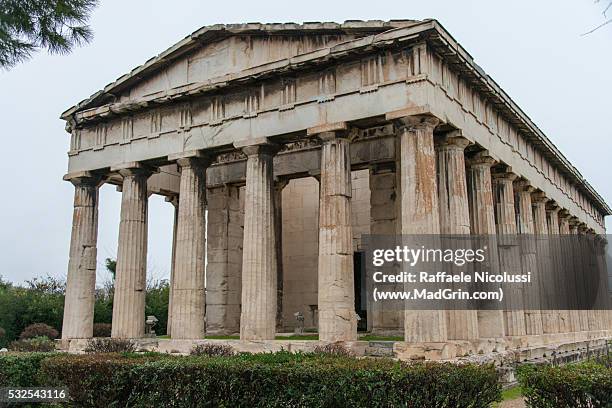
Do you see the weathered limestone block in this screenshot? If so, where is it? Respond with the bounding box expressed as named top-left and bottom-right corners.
top-left (206, 185), bottom-right (243, 335)
top-left (62, 174), bottom-right (100, 339)
top-left (317, 132), bottom-right (358, 342)
top-left (281, 177), bottom-right (320, 331)
top-left (170, 156), bottom-right (209, 339)
top-left (466, 152), bottom-right (505, 339)
top-left (395, 115), bottom-right (447, 343)
top-left (492, 170), bottom-right (526, 337)
top-left (369, 168), bottom-right (403, 333)
top-left (436, 134), bottom-right (478, 341)
top-left (514, 181), bottom-right (543, 336)
top-left (112, 166), bottom-right (152, 339)
top-left (239, 143), bottom-right (278, 340)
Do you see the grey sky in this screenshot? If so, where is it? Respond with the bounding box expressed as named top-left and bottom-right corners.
top-left (1, 0), bottom-right (610, 286)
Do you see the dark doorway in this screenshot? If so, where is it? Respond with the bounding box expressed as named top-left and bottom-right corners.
top-left (354, 251), bottom-right (367, 331)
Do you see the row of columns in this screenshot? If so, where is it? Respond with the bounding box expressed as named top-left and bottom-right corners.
top-left (62, 114), bottom-right (608, 344)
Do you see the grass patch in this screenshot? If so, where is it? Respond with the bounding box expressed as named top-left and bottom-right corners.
top-left (275, 334), bottom-right (319, 340)
top-left (501, 385), bottom-right (522, 401)
top-left (359, 335), bottom-right (404, 342)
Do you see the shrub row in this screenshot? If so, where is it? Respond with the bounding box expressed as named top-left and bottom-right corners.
top-left (1, 351), bottom-right (501, 408)
top-left (0, 352), bottom-right (54, 387)
top-left (517, 361), bottom-right (612, 408)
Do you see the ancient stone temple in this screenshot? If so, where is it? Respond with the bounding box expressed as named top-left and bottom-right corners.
top-left (60, 19), bottom-right (611, 358)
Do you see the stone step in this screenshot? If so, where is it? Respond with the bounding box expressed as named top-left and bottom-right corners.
top-left (365, 341), bottom-right (396, 357)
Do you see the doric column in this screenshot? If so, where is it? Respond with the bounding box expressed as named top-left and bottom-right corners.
top-left (62, 172), bottom-right (101, 339)
top-left (169, 153), bottom-right (210, 339)
top-left (559, 212), bottom-right (571, 235)
top-left (492, 170), bottom-right (526, 337)
top-left (532, 193), bottom-right (559, 334)
top-left (111, 164), bottom-right (153, 338)
top-left (237, 141), bottom-right (279, 340)
top-left (315, 129), bottom-right (357, 342)
top-left (569, 218), bottom-right (579, 235)
top-left (165, 195), bottom-right (179, 337)
top-left (393, 114), bottom-right (447, 343)
top-left (206, 185), bottom-right (243, 335)
top-left (515, 181), bottom-right (535, 235)
top-left (466, 152), bottom-right (497, 236)
top-left (514, 181), bottom-right (543, 336)
top-left (546, 204), bottom-right (570, 333)
top-left (531, 193), bottom-right (548, 236)
top-left (466, 152), bottom-right (505, 338)
top-left (436, 133), bottom-right (478, 341)
top-left (546, 205), bottom-right (561, 236)
top-left (558, 210), bottom-right (581, 333)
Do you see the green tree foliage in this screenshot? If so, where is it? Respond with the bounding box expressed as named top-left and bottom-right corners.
top-left (0, 258), bottom-right (172, 345)
top-left (145, 280), bottom-right (169, 336)
top-left (0, 275), bottom-right (65, 348)
top-left (0, 0), bottom-right (98, 68)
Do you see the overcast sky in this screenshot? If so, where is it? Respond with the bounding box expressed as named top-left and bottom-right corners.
top-left (1, 0), bottom-right (611, 286)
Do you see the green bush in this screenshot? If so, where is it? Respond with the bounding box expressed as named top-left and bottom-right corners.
top-left (0, 352), bottom-right (55, 386)
top-left (19, 322), bottom-right (59, 340)
top-left (190, 343), bottom-right (235, 357)
top-left (518, 362), bottom-right (612, 408)
top-left (84, 338), bottom-right (135, 353)
top-left (9, 336), bottom-right (56, 352)
top-left (36, 352), bottom-right (500, 407)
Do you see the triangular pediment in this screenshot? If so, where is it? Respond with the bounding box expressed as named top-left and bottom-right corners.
top-left (62, 20), bottom-right (419, 118)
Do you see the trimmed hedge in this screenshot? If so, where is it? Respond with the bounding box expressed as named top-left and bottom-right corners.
top-left (517, 362), bottom-right (612, 408)
top-left (35, 352), bottom-right (500, 408)
top-left (0, 352), bottom-right (55, 387)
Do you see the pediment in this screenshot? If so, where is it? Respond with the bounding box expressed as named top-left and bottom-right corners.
top-left (62, 21), bottom-right (418, 118)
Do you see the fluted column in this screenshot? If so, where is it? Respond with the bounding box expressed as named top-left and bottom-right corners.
top-left (546, 205), bottom-right (570, 333)
top-left (166, 196), bottom-right (178, 337)
top-left (62, 173), bottom-right (101, 339)
top-left (170, 155), bottom-right (209, 339)
top-left (514, 181), bottom-right (543, 336)
top-left (112, 165), bottom-right (153, 338)
top-left (532, 193), bottom-right (559, 334)
top-left (396, 115), bottom-right (447, 343)
top-left (317, 131), bottom-right (357, 342)
top-left (492, 170), bottom-right (526, 337)
top-left (466, 152), bottom-right (505, 338)
top-left (436, 134), bottom-right (478, 340)
top-left (239, 142), bottom-right (279, 340)
top-left (569, 218), bottom-right (590, 331)
top-left (558, 210), bottom-right (581, 333)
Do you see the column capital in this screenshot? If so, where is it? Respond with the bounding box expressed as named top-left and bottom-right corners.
top-left (111, 162), bottom-right (156, 178)
top-left (168, 150), bottom-right (212, 168)
top-left (545, 202), bottom-right (561, 214)
top-left (491, 168), bottom-right (518, 182)
top-left (558, 209), bottom-right (571, 219)
top-left (234, 138), bottom-right (280, 157)
top-left (531, 191), bottom-right (548, 205)
top-left (435, 131), bottom-right (470, 150)
top-left (390, 114), bottom-right (439, 132)
top-left (514, 179), bottom-right (535, 193)
top-left (63, 171), bottom-right (102, 187)
top-left (568, 216), bottom-right (581, 227)
top-left (466, 150), bottom-right (497, 168)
